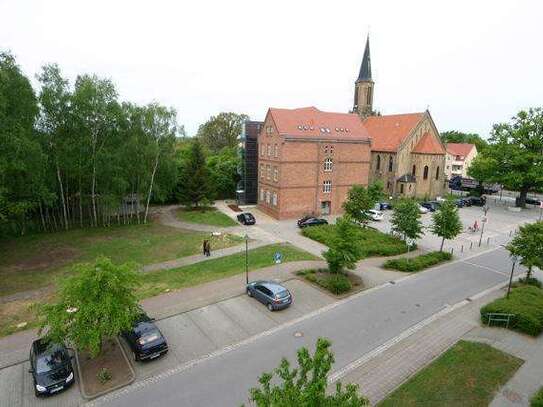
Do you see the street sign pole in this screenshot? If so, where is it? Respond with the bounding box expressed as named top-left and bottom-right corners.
top-left (245, 233), bottom-right (249, 285)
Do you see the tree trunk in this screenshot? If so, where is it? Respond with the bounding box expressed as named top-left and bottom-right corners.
top-left (38, 201), bottom-right (47, 232)
top-left (144, 150), bottom-right (160, 224)
top-left (91, 160), bottom-right (98, 227)
top-left (527, 265), bottom-right (533, 280)
top-left (440, 237), bottom-right (445, 252)
top-left (78, 177), bottom-right (83, 228)
top-left (517, 187), bottom-right (529, 208)
top-left (56, 162), bottom-right (69, 230)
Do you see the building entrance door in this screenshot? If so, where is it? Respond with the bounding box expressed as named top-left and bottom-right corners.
top-left (321, 201), bottom-right (331, 216)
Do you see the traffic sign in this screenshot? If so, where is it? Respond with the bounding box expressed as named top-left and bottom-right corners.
top-left (273, 252), bottom-right (282, 264)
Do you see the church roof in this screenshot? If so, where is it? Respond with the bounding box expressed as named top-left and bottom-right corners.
top-left (446, 143), bottom-right (475, 158)
top-left (357, 35), bottom-right (372, 82)
top-left (412, 132), bottom-right (446, 155)
top-left (267, 106), bottom-right (370, 141)
top-left (363, 113), bottom-right (424, 152)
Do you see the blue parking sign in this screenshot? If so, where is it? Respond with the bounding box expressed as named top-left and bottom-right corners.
top-left (273, 252), bottom-right (282, 264)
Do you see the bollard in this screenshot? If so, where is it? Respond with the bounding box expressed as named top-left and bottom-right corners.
top-left (487, 237), bottom-right (490, 245)
top-left (450, 248), bottom-right (454, 256)
top-left (509, 230), bottom-right (512, 237)
top-left (461, 245), bottom-right (464, 253)
top-left (470, 241), bottom-right (473, 250)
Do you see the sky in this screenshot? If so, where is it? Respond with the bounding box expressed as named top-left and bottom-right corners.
top-left (1, 0), bottom-right (542, 138)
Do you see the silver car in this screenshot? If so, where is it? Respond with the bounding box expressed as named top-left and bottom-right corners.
top-left (246, 281), bottom-right (292, 311)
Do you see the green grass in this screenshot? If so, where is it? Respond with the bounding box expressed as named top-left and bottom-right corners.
top-left (532, 387), bottom-right (543, 407)
top-left (382, 251), bottom-right (452, 272)
top-left (176, 207), bottom-right (237, 227)
top-left (0, 222), bottom-right (242, 297)
top-left (480, 285), bottom-right (543, 336)
top-left (301, 224), bottom-right (409, 259)
top-left (379, 340), bottom-right (523, 407)
top-left (137, 243), bottom-right (318, 298)
top-left (297, 269), bottom-right (360, 295)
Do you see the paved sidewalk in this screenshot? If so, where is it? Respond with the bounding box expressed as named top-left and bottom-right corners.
top-left (335, 287), bottom-right (505, 404)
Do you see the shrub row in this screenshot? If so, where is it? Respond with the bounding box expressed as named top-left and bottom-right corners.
top-left (480, 285), bottom-right (543, 336)
top-left (301, 224), bottom-right (409, 259)
top-left (298, 269), bottom-right (352, 295)
top-left (532, 387), bottom-right (543, 407)
top-left (382, 251), bottom-right (452, 272)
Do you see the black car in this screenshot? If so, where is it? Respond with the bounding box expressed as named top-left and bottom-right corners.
top-left (237, 212), bottom-right (256, 225)
top-left (29, 339), bottom-right (74, 397)
top-left (377, 202), bottom-right (393, 210)
top-left (297, 217), bottom-right (328, 228)
top-left (122, 313), bottom-right (168, 361)
top-left (467, 196), bottom-right (486, 206)
top-left (420, 201), bottom-right (440, 212)
top-left (246, 280), bottom-right (292, 311)
top-left (525, 197), bottom-right (541, 206)
top-left (454, 198), bottom-right (466, 208)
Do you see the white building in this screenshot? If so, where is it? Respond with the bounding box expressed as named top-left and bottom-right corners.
top-left (445, 143), bottom-right (477, 179)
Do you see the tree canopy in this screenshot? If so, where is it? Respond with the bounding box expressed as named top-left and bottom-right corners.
top-left (323, 216), bottom-right (362, 274)
top-left (430, 199), bottom-right (463, 251)
top-left (39, 257), bottom-right (141, 357)
top-left (440, 130), bottom-right (488, 153)
top-left (176, 139), bottom-right (212, 207)
top-left (248, 337), bottom-right (368, 407)
top-left (391, 199), bottom-right (423, 243)
top-left (468, 108), bottom-right (543, 206)
top-left (196, 112), bottom-right (248, 153)
top-left (343, 182), bottom-right (383, 227)
top-left (506, 221), bottom-right (543, 279)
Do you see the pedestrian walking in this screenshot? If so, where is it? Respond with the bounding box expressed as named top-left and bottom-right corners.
top-left (205, 240), bottom-right (211, 257)
top-left (202, 239), bottom-right (208, 256)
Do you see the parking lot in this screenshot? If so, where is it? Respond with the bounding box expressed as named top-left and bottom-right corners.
top-left (0, 279), bottom-right (334, 407)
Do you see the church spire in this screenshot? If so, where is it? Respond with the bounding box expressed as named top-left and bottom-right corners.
top-left (357, 35), bottom-right (372, 82)
top-left (353, 34), bottom-right (374, 117)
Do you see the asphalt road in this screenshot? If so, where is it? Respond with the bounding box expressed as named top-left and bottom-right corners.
top-left (94, 247), bottom-right (522, 407)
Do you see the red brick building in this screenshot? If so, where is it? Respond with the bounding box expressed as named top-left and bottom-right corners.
top-left (257, 107), bottom-right (371, 219)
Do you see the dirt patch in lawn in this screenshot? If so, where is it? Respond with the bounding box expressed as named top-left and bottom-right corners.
top-left (76, 338), bottom-right (135, 399)
top-left (2, 245), bottom-right (80, 274)
top-left (228, 204), bottom-right (243, 212)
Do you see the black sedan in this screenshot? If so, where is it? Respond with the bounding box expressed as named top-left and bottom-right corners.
top-left (420, 201), bottom-right (440, 212)
top-left (246, 280), bottom-right (292, 311)
top-left (29, 339), bottom-right (75, 397)
top-left (467, 196), bottom-right (486, 206)
top-left (297, 217), bottom-right (328, 228)
top-left (237, 212), bottom-right (256, 225)
top-left (122, 313), bottom-right (168, 361)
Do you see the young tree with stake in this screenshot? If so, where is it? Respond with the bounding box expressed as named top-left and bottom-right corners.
top-left (343, 182), bottom-right (384, 227)
top-left (431, 199), bottom-right (463, 252)
top-left (506, 221), bottom-right (543, 280)
top-left (390, 199), bottom-right (423, 249)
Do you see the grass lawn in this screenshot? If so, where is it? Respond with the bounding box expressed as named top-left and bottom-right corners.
top-left (137, 243), bottom-right (318, 298)
top-left (301, 224), bottom-right (409, 259)
top-left (176, 207), bottom-right (238, 227)
top-left (379, 340), bottom-right (523, 407)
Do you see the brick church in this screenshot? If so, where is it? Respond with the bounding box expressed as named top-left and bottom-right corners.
top-left (257, 36), bottom-right (447, 220)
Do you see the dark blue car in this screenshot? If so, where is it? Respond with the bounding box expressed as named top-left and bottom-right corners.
top-left (246, 281), bottom-right (292, 311)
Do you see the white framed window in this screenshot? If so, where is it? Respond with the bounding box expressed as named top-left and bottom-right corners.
top-left (266, 191), bottom-right (270, 204)
top-left (266, 125), bottom-right (273, 135)
top-left (272, 192), bottom-right (277, 206)
top-left (324, 158), bottom-right (333, 172)
top-left (267, 144), bottom-right (272, 156)
top-left (266, 165), bottom-right (271, 180)
top-left (273, 167), bottom-right (278, 182)
top-left (260, 164), bottom-right (264, 179)
top-left (274, 144), bottom-right (278, 158)
top-left (323, 180), bottom-right (332, 193)
top-left (260, 188), bottom-right (264, 201)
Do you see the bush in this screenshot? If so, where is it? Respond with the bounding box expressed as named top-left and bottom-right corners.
top-left (532, 387), bottom-right (543, 407)
top-left (297, 269), bottom-right (352, 295)
top-left (480, 285), bottom-right (543, 336)
top-left (97, 367), bottom-right (112, 384)
top-left (302, 224), bottom-right (409, 259)
top-left (515, 277), bottom-right (543, 289)
top-left (382, 251), bottom-right (452, 272)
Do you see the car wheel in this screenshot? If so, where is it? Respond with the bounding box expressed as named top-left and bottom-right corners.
top-left (267, 303), bottom-right (274, 312)
top-left (134, 352), bottom-right (139, 362)
top-left (247, 288), bottom-right (252, 297)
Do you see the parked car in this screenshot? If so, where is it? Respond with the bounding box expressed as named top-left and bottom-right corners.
top-left (418, 204), bottom-right (430, 214)
top-left (237, 212), bottom-right (256, 225)
top-left (246, 280), bottom-right (292, 311)
top-left (297, 217), bottom-right (328, 228)
top-left (420, 201), bottom-right (440, 212)
top-left (376, 202), bottom-right (393, 210)
top-left (364, 209), bottom-right (384, 221)
top-left (296, 215), bottom-right (313, 226)
top-left (467, 196), bottom-right (486, 206)
top-left (29, 339), bottom-right (75, 397)
top-left (524, 197), bottom-right (541, 206)
top-left (454, 199), bottom-right (466, 208)
top-left (122, 312), bottom-right (168, 361)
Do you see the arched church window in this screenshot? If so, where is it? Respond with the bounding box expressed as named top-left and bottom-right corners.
top-left (376, 155), bottom-right (381, 170)
top-left (388, 157), bottom-right (393, 172)
top-left (412, 165), bottom-right (416, 176)
top-left (423, 166), bottom-right (429, 180)
top-left (435, 166), bottom-right (440, 180)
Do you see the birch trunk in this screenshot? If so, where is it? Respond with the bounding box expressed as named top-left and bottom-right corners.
top-left (56, 162), bottom-right (69, 230)
top-left (144, 149), bottom-right (160, 224)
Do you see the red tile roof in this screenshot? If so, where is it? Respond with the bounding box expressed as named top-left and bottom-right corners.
top-left (446, 143), bottom-right (475, 157)
top-left (268, 107), bottom-right (370, 141)
top-left (412, 132), bottom-right (446, 155)
top-left (363, 113), bottom-right (425, 152)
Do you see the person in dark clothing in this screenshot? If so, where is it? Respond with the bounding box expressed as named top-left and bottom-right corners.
top-left (203, 240), bottom-right (208, 256)
top-left (204, 239), bottom-right (211, 257)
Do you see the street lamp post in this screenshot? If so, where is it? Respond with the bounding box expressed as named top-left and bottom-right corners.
top-left (478, 205), bottom-right (489, 247)
top-left (245, 233), bottom-right (249, 285)
top-left (507, 255), bottom-right (518, 299)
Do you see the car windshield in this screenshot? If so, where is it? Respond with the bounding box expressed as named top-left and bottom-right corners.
top-left (275, 289), bottom-right (289, 299)
top-left (138, 329), bottom-right (161, 345)
top-left (36, 348), bottom-right (69, 374)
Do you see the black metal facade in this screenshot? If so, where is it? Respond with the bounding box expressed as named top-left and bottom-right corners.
top-left (237, 120), bottom-right (262, 205)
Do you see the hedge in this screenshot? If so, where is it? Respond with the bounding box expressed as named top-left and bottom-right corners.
top-left (298, 269), bottom-right (352, 295)
top-left (480, 285), bottom-right (543, 336)
top-left (382, 251), bottom-right (452, 272)
top-left (532, 387), bottom-right (543, 407)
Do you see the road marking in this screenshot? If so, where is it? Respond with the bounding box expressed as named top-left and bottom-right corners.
top-left (461, 260), bottom-right (508, 276)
